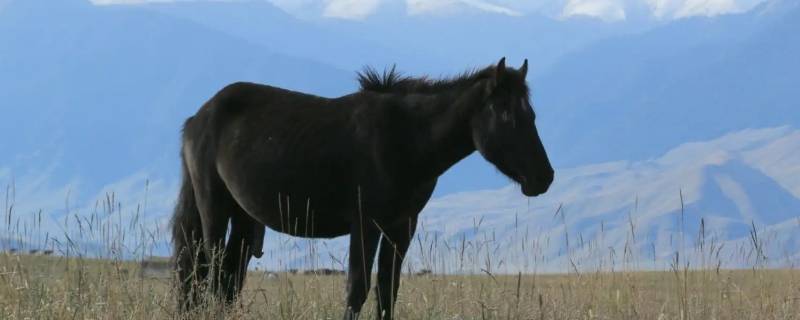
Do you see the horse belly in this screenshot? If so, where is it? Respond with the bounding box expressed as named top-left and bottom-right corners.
top-left (221, 164), bottom-right (356, 239)
top-left (214, 113), bottom-right (362, 239)
top-left (262, 212), bottom-right (351, 239)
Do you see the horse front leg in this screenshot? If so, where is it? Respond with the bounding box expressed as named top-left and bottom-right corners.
top-left (374, 218), bottom-right (417, 320)
top-left (343, 217), bottom-right (381, 320)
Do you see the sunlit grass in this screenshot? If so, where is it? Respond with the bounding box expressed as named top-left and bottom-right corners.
top-left (1, 183), bottom-right (799, 319)
top-left (1, 254), bottom-right (799, 319)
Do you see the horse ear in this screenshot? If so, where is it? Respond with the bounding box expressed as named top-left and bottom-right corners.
top-left (520, 59), bottom-right (528, 79)
top-left (495, 57), bottom-right (506, 78)
top-left (485, 57), bottom-right (506, 96)
top-left (490, 57), bottom-right (506, 87)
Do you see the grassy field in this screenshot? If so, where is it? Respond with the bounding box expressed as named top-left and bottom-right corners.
top-left (2, 186), bottom-right (798, 319)
top-left (1, 253), bottom-right (799, 320)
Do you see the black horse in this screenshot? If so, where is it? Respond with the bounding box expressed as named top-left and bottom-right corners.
top-left (171, 58), bottom-right (554, 319)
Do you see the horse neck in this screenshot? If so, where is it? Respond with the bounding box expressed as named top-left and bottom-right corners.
top-left (404, 86), bottom-right (484, 180)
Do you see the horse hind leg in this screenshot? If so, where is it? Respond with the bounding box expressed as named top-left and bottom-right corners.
top-left (221, 212), bottom-right (265, 302)
top-left (195, 179), bottom-right (265, 305)
top-left (190, 172), bottom-right (238, 304)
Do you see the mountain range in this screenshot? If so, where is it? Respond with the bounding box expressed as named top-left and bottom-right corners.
top-left (1, 0), bottom-right (798, 271)
top-left (537, 0), bottom-right (800, 166)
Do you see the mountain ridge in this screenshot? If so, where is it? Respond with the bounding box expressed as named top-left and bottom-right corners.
top-left (0, 0), bottom-right (354, 192)
top-left (536, 2), bottom-right (800, 167)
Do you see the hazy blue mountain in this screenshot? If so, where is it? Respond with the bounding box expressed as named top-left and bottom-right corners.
top-left (315, 4), bottom-right (655, 75)
top-left (0, 0), bottom-right (663, 197)
top-left (136, 0), bottom-right (656, 79)
top-left (0, 0), bottom-right (353, 193)
top-left (7, 0), bottom-right (792, 198)
top-left (535, 0), bottom-right (800, 167)
top-left (1, 0), bottom-right (798, 271)
top-left (400, 127), bottom-right (800, 272)
top-left (138, 0), bottom-right (426, 73)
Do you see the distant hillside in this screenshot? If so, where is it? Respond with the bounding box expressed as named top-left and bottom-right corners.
top-left (138, 0), bottom-right (422, 73)
top-left (0, 0), bottom-right (353, 192)
top-left (1, 0), bottom-right (798, 272)
top-left (536, 1), bottom-right (800, 167)
top-left (0, 0), bottom-right (660, 198)
top-left (5, 1), bottom-right (794, 197)
top-left (315, 4), bottom-right (651, 75)
top-left (137, 0), bottom-right (652, 77)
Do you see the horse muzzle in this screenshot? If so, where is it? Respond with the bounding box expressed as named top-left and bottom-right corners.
top-left (519, 171), bottom-right (553, 197)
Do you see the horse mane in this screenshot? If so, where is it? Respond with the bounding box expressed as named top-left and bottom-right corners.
top-left (357, 65), bottom-right (495, 94)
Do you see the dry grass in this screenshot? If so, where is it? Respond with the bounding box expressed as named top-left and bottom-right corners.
top-left (3, 184), bottom-right (800, 319)
top-left (1, 253), bottom-right (799, 319)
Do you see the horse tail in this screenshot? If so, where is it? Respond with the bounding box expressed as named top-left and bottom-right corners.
top-left (171, 128), bottom-right (205, 310)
